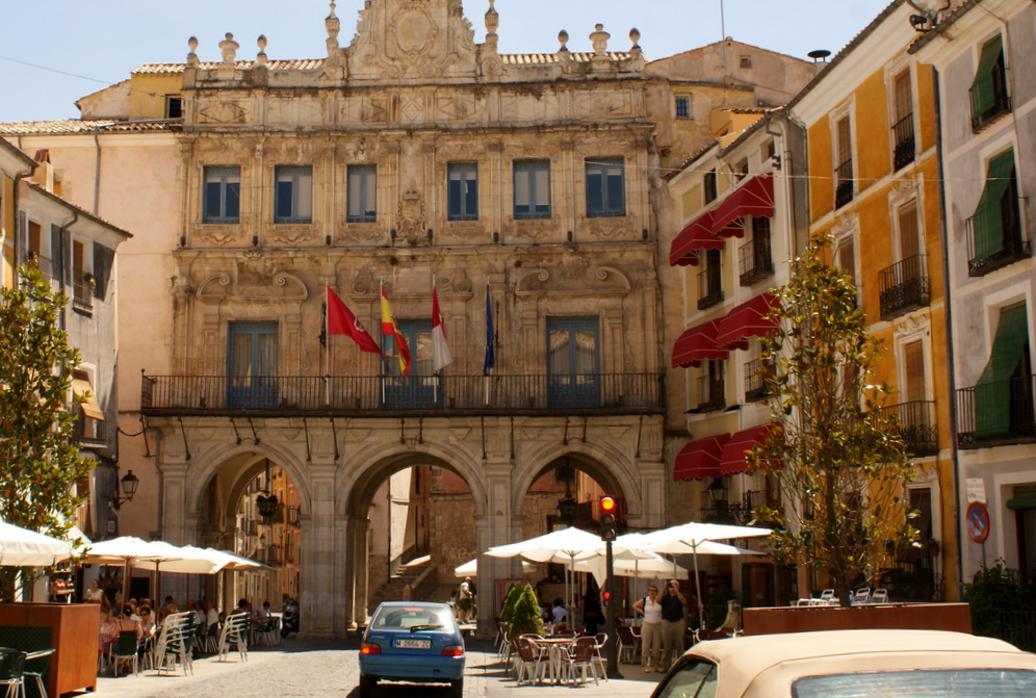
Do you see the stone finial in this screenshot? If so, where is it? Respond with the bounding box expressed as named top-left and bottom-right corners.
top-left (629, 27), bottom-right (641, 50)
top-left (326, 1), bottom-right (341, 53)
top-left (186, 36), bottom-right (199, 67)
top-left (219, 32), bottom-right (239, 65)
top-left (485, 0), bottom-right (499, 34)
top-left (590, 23), bottom-right (610, 56)
top-left (557, 29), bottom-right (570, 52)
top-left (256, 35), bottom-right (268, 66)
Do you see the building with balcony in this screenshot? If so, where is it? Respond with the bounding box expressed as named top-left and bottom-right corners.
top-left (789, 0), bottom-right (958, 600)
top-left (912, 0), bottom-right (1036, 584)
top-left (665, 108), bottom-right (806, 606)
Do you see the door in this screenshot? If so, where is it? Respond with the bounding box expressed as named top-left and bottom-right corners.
top-left (547, 317), bottom-right (601, 408)
top-left (227, 322), bottom-right (279, 409)
top-left (381, 320), bottom-right (441, 409)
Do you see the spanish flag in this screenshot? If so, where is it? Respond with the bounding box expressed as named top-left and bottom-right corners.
top-left (380, 283), bottom-right (411, 375)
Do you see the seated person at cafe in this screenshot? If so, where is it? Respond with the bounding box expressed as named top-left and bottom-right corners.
top-left (551, 598), bottom-right (567, 626)
top-left (114, 605), bottom-right (143, 638)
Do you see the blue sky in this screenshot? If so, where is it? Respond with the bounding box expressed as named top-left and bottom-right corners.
top-left (0, 1), bottom-right (892, 122)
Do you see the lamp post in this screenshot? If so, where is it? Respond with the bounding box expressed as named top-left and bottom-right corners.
top-left (110, 469), bottom-right (140, 509)
top-left (708, 477), bottom-right (728, 520)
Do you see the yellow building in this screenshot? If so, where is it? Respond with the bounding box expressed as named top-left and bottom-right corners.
top-left (789, 0), bottom-right (958, 600)
top-left (0, 139), bottom-right (37, 288)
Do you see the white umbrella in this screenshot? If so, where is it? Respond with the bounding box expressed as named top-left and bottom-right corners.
top-left (642, 521), bottom-right (772, 630)
top-left (0, 520), bottom-right (74, 567)
top-left (454, 557), bottom-right (535, 578)
top-left (82, 537), bottom-right (217, 602)
top-left (574, 552), bottom-right (690, 586)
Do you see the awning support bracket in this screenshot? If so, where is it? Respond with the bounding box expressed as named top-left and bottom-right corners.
top-left (581, 417), bottom-right (588, 443)
top-left (418, 417), bottom-right (424, 444)
top-left (562, 416), bottom-right (570, 446)
top-left (330, 418), bottom-right (340, 461)
top-left (481, 416), bottom-right (487, 460)
top-left (303, 418), bottom-right (312, 462)
top-left (510, 416), bottom-right (515, 460)
top-left (230, 418), bottom-right (243, 446)
top-left (635, 415), bottom-right (644, 458)
top-left (247, 416), bottom-right (260, 445)
top-left (177, 417), bottom-right (191, 461)
top-left (140, 415), bottom-right (152, 458)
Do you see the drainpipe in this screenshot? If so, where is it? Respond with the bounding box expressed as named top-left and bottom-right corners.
top-left (57, 209), bottom-right (79, 331)
top-left (92, 125), bottom-right (103, 215)
top-left (10, 163), bottom-right (36, 287)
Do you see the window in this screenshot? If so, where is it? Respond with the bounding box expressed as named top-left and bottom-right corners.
top-left (655, 658), bottom-right (717, 698)
top-left (72, 239), bottom-right (92, 312)
top-left (227, 322), bottom-right (279, 409)
top-left (970, 34), bottom-right (1010, 130)
top-left (880, 200), bottom-right (929, 319)
top-left (794, 670), bottom-right (1036, 696)
top-left (71, 369), bottom-right (104, 442)
top-left (547, 316), bottom-right (601, 408)
top-left (703, 169), bottom-right (718, 204)
top-left (698, 359), bottom-right (726, 411)
top-left (513, 160), bottom-right (551, 220)
top-left (739, 56), bottom-right (752, 69)
top-left (968, 149), bottom-right (1025, 276)
top-left (203, 166), bottom-right (241, 223)
top-left (165, 95), bottom-right (183, 119)
top-left (973, 302), bottom-right (1032, 439)
top-left (447, 163), bottom-right (478, 221)
top-left (92, 242), bottom-right (114, 302)
top-left (903, 339), bottom-right (927, 403)
top-left (274, 166), bottom-right (313, 224)
top-left (675, 95), bottom-right (691, 120)
top-left (739, 217), bottom-right (773, 286)
top-left (733, 158), bottom-right (749, 183)
top-left (698, 249), bottom-right (723, 310)
top-left (897, 199), bottom-right (921, 262)
top-left (381, 320), bottom-right (440, 409)
top-left (835, 235), bottom-right (858, 289)
top-left (834, 115), bottom-right (854, 208)
top-left (347, 165), bottom-right (377, 223)
top-left (892, 69), bottom-right (915, 170)
top-left (585, 158), bottom-right (626, 218)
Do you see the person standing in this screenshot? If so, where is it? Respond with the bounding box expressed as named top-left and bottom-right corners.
top-left (456, 577), bottom-right (474, 623)
top-left (659, 579), bottom-right (687, 669)
top-left (633, 585), bottom-right (664, 671)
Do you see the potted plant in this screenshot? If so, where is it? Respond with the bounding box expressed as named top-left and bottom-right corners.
top-left (507, 583), bottom-right (544, 641)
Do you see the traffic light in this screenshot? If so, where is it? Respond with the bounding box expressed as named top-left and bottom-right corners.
top-left (599, 495), bottom-right (618, 542)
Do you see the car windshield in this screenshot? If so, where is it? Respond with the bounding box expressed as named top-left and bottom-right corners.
top-left (793, 669), bottom-right (1036, 697)
top-left (655, 658), bottom-right (717, 698)
top-left (371, 607), bottom-right (452, 631)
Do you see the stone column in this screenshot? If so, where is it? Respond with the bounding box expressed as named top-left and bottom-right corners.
top-left (332, 512), bottom-right (352, 636)
top-left (477, 460), bottom-right (514, 634)
top-left (300, 464), bottom-right (337, 638)
top-left (343, 515), bottom-right (370, 629)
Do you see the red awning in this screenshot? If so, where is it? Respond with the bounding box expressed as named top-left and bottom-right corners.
top-left (674, 434), bottom-right (732, 481)
top-left (711, 173), bottom-right (775, 238)
top-left (669, 211), bottom-right (725, 267)
top-left (719, 423), bottom-right (780, 476)
top-left (716, 292), bottom-right (780, 351)
top-left (672, 320), bottom-right (729, 368)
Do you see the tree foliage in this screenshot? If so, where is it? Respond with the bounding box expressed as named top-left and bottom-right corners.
top-left (506, 583), bottom-right (544, 640)
top-left (750, 237), bottom-right (916, 605)
top-left (0, 265), bottom-right (93, 598)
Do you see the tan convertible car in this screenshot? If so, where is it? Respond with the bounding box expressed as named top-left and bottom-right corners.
top-left (650, 629), bottom-right (1036, 697)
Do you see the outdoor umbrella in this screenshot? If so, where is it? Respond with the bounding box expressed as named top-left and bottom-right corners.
top-left (82, 536), bottom-right (167, 603)
top-left (573, 551), bottom-right (691, 587)
top-left (641, 521), bottom-right (772, 630)
top-left (0, 519), bottom-right (74, 567)
top-left (453, 557), bottom-right (535, 578)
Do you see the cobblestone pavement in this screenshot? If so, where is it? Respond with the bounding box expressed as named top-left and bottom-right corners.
top-left (90, 639), bottom-right (661, 698)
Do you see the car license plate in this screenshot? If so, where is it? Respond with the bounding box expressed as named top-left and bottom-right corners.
top-left (396, 638), bottom-right (431, 649)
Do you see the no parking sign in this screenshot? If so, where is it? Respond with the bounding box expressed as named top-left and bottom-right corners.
top-left (966, 502), bottom-right (991, 544)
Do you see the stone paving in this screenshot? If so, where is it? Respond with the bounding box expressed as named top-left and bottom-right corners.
top-left (88, 639), bottom-right (661, 697)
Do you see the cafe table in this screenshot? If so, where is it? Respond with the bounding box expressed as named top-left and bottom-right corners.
top-left (532, 637), bottom-right (576, 684)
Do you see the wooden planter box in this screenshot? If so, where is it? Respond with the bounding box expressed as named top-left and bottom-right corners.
top-left (742, 602), bottom-right (971, 636)
top-left (0, 603), bottom-right (99, 697)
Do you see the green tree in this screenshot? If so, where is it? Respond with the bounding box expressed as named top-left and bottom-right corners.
top-left (506, 583), bottom-right (544, 641)
top-left (751, 236), bottom-right (916, 606)
top-left (0, 264), bottom-right (93, 600)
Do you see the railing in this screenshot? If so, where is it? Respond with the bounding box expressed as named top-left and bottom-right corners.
top-left (835, 159), bottom-right (854, 209)
top-left (966, 208), bottom-right (1028, 277)
top-left (695, 374), bottom-right (725, 413)
top-left (878, 254), bottom-right (930, 319)
top-left (892, 113), bottom-right (915, 171)
top-left (880, 400), bottom-right (938, 457)
top-left (738, 236), bottom-right (773, 286)
top-left (743, 358), bottom-right (770, 402)
top-left (140, 372), bottom-right (665, 416)
top-left (697, 267), bottom-right (723, 310)
top-left (957, 374), bottom-right (1036, 447)
top-left (73, 279), bottom-right (93, 313)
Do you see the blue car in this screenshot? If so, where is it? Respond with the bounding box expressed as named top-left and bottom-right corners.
top-left (359, 601), bottom-right (466, 697)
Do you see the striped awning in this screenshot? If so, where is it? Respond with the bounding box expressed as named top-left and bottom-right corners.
top-left (719, 423), bottom-right (781, 476)
top-left (669, 211), bottom-right (725, 266)
top-left (716, 293), bottom-right (780, 351)
top-left (711, 173), bottom-right (775, 238)
top-left (674, 434), bottom-right (731, 481)
top-left (672, 320), bottom-right (729, 368)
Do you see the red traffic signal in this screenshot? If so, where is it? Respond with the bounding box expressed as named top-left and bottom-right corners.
top-left (599, 495), bottom-right (618, 514)
top-left (602, 590), bottom-right (612, 602)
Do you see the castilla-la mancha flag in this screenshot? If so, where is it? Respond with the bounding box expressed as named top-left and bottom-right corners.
top-left (326, 287), bottom-right (382, 355)
top-left (380, 283), bottom-right (412, 375)
top-left (431, 282), bottom-right (452, 372)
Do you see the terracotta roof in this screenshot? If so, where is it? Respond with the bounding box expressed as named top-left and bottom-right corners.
top-left (0, 120), bottom-right (177, 136)
top-left (501, 51), bottom-right (633, 65)
top-left (133, 59), bottom-right (324, 74)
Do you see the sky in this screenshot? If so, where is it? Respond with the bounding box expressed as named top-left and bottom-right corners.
top-left (0, 0), bottom-right (892, 123)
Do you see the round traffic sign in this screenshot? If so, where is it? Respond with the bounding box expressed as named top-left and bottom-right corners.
top-left (966, 502), bottom-right (990, 544)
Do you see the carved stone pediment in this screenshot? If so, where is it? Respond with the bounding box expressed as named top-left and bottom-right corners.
top-left (196, 266), bottom-right (310, 304)
top-left (516, 264), bottom-right (632, 298)
top-left (348, 0), bottom-right (479, 82)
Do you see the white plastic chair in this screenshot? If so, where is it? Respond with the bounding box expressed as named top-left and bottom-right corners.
top-left (852, 587), bottom-right (872, 605)
top-left (216, 612), bottom-right (250, 662)
top-left (871, 588), bottom-right (889, 604)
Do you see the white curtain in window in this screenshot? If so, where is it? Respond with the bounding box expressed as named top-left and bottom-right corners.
top-left (533, 167), bottom-right (550, 207)
top-left (515, 169), bottom-right (531, 208)
top-left (296, 171), bottom-right (313, 219)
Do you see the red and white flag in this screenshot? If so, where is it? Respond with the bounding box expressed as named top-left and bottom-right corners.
top-left (431, 282), bottom-right (453, 372)
top-left (326, 287), bottom-right (382, 355)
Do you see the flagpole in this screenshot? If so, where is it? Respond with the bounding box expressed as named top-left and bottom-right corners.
top-left (324, 284), bottom-right (331, 407)
top-left (432, 274), bottom-right (438, 406)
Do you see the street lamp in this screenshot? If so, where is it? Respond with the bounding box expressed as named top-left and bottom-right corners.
top-left (256, 459), bottom-right (280, 522)
top-left (111, 470), bottom-right (140, 509)
top-left (555, 460), bottom-right (578, 526)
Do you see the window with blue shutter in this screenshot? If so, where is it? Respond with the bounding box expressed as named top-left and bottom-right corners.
top-left (586, 158), bottom-right (626, 218)
top-left (513, 161), bottom-right (551, 220)
top-left (447, 163), bottom-right (478, 221)
top-left (274, 166), bottom-right (313, 224)
top-left (203, 166), bottom-right (241, 223)
top-left (547, 316), bottom-right (601, 408)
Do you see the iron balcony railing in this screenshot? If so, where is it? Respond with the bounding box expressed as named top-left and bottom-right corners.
top-left (140, 372), bottom-right (665, 417)
top-left (738, 236), bottom-right (774, 287)
top-left (966, 209), bottom-right (1029, 277)
top-left (957, 374), bottom-right (1036, 448)
top-left (892, 113), bottom-right (916, 171)
top-left (73, 278), bottom-right (93, 313)
top-left (835, 159), bottom-right (854, 209)
top-left (695, 374), bottom-right (725, 413)
top-left (880, 400), bottom-right (938, 457)
top-left (743, 358), bottom-right (771, 402)
top-left (878, 254), bottom-right (930, 320)
top-left (697, 267), bottom-right (723, 310)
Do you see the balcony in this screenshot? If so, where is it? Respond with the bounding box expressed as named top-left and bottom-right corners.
top-left (879, 254), bottom-right (930, 320)
top-left (694, 374), bottom-right (725, 413)
top-left (140, 372), bottom-right (665, 417)
top-left (743, 358), bottom-right (771, 402)
top-left (697, 267), bottom-right (723, 310)
top-left (892, 114), bottom-right (916, 171)
top-left (957, 374), bottom-right (1036, 448)
top-left (835, 159), bottom-right (854, 209)
top-left (738, 236), bottom-right (773, 287)
top-left (966, 212), bottom-right (1029, 277)
top-left (880, 400), bottom-right (938, 457)
top-left (73, 276), bottom-right (94, 315)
